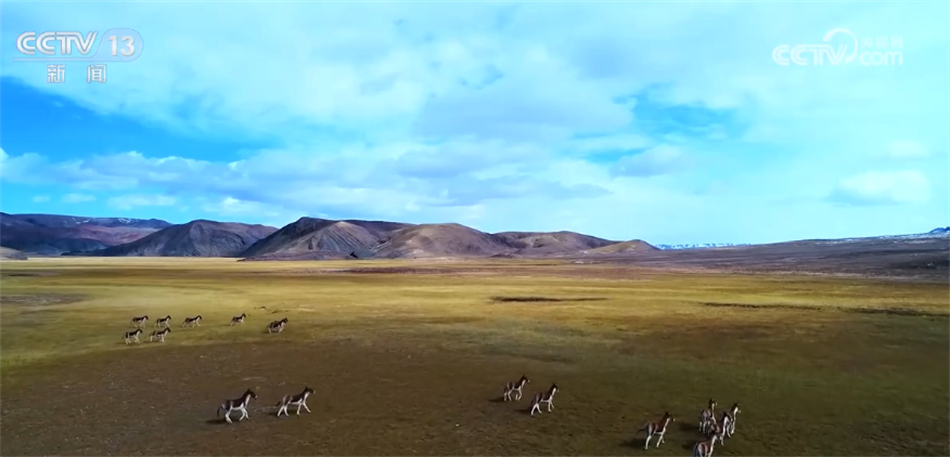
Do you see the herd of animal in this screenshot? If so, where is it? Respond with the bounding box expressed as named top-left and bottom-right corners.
top-left (122, 314), bottom-right (742, 455)
top-left (215, 386), bottom-right (316, 424)
top-left (122, 313), bottom-right (285, 344)
top-left (503, 375), bottom-right (742, 457)
top-left (123, 313), bottom-right (305, 423)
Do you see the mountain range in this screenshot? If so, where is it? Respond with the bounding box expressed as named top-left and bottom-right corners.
top-left (0, 213), bottom-right (656, 260)
top-left (0, 212), bottom-right (172, 255)
top-left (0, 213), bottom-right (947, 264)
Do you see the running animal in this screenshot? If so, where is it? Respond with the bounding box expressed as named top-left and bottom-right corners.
top-left (638, 411), bottom-right (674, 449)
top-left (181, 315), bottom-right (202, 328)
top-left (267, 318), bottom-right (288, 334)
top-left (217, 388), bottom-right (258, 424)
top-left (230, 313), bottom-right (247, 326)
top-left (155, 315), bottom-right (172, 328)
top-left (150, 327), bottom-right (171, 343)
top-left (124, 328), bottom-right (143, 345)
top-left (699, 398), bottom-right (717, 434)
top-left (693, 433), bottom-right (718, 457)
top-left (723, 403), bottom-right (740, 437)
top-left (503, 375), bottom-right (529, 402)
top-left (706, 413), bottom-right (728, 446)
top-left (529, 383), bottom-right (558, 416)
top-left (130, 315), bottom-right (149, 327)
top-left (276, 386), bottom-right (315, 417)
top-left (715, 411), bottom-right (732, 443)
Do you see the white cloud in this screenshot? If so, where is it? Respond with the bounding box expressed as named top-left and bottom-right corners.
top-left (831, 170), bottom-right (930, 205)
top-left (0, 144), bottom-right (610, 214)
top-left (31, 195), bottom-right (50, 203)
top-left (2, 2), bottom-right (946, 149)
top-left (202, 196), bottom-right (281, 218)
top-left (0, 2), bottom-right (947, 243)
top-left (567, 134), bottom-right (652, 155)
top-left (108, 194), bottom-right (176, 210)
top-left (62, 193), bottom-right (96, 203)
top-left (887, 140), bottom-right (931, 159)
top-left (611, 145), bottom-right (690, 177)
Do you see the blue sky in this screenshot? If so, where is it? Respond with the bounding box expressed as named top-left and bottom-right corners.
top-left (1, 1), bottom-right (947, 245)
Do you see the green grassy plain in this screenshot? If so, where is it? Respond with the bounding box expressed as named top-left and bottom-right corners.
top-left (1, 257), bottom-right (948, 456)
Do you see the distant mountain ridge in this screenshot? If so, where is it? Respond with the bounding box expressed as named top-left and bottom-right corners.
top-left (240, 217), bottom-right (411, 260)
top-left (236, 217), bottom-right (652, 260)
top-left (2, 211), bottom-right (945, 260)
top-left (0, 212), bottom-right (172, 255)
top-left (656, 243), bottom-right (748, 250)
top-left (69, 220), bottom-right (277, 257)
top-left (496, 231), bottom-right (619, 256)
top-left (654, 227), bottom-right (950, 250)
top-left (0, 246), bottom-right (28, 260)
top-left (799, 227), bottom-right (950, 245)
top-left (7, 213), bottom-right (171, 229)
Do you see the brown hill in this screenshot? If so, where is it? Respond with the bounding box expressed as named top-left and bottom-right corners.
top-left (495, 231), bottom-right (618, 256)
top-left (0, 212), bottom-right (171, 255)
top-left (71, 220), bottom-right (276, 257)
top-left (240, 218), bottom-right (633, 260)
top-left (582, 239), bottom-right (660, 254)
top-left (240, 217), bottom-right (410, 259)
top-left (373, 223), bottom-right (515, 259)
top-left (0, 246), bottom-right (28, 260)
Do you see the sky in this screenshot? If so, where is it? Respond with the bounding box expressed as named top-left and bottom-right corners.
top-left (0, 1), bottom-right (947, 245)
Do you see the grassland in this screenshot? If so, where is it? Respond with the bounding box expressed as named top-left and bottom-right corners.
top-left (1, 257), bottom-right (948, 456)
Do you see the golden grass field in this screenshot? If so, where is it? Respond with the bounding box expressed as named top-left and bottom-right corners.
top-left (1, 257), bottom-right (948, 456)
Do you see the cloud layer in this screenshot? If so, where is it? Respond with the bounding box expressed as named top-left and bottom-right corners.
top-left (1, 2), bottom-right (947, 243)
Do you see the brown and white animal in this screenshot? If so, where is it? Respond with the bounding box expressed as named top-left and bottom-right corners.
top-left (529, 383), bottom-right (558, 416)
top-left (699, 398), bottom-right (717, 434)
top-left (230, 313), bottom-right (246, 326)
top-left (181, 315), bottom-right (202, 328)
top-left (130, 315), bottom-right (149, 327)
top-left (706, 413), bottom-right (728, 446)
top-left (150, 327), bottom-right (171, 343)
top-left (503, 375), bottom-right (529, 402)
top-left (638, 411), bottom-right (674, 449)
top-left (723, 403), bottom-right (740, 437)
top-left (692, 433), bottom-right (718, 457)
top-left (217, 388), bottom-right (257, 424)
top-left (267, 318), bottom-right (288, 334)
top-left (155, 315), bottom-right (172, 328)
top-left (715, 411), bottom-right (732, 442)
top-left (276, 386), bottom-right (315, 417)
top-left (123, 328), bottom-right (143, 344)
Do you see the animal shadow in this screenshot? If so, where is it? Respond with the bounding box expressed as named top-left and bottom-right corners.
top-left (489, 396), bottom-right (506, 403)
top-left (205, 418), bottom-right (229, 425)
top-left (620, 438), bottom-right (641, 448)
top-left (678, 421), bottom-right (697, 433)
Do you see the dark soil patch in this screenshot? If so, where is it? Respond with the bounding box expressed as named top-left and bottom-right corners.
top-left (1, 293), bottom-right (88, 307)
top-left (843, 307), bottom-right (948, 318)
top-left (0, 271), bottom-right (60, 278)
top-left (490, 296), bottom-right (608, 303)
top-left (703, 302), bottom-right (824, 311)
top-left (703, 302), bottom-right (948, 318)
